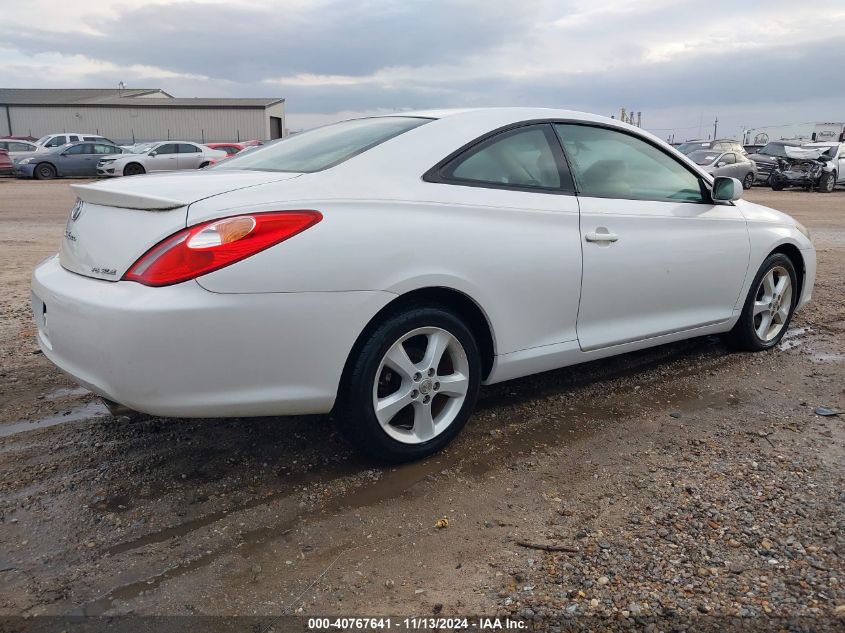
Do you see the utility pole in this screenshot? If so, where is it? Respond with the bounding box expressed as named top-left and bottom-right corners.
top-left (713, 116), bottom-right (718, 140)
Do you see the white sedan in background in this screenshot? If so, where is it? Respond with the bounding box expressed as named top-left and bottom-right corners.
top-left (97, 141), bottom-right (227, 176)
top-left (33, 108), bottom-right (815, 462)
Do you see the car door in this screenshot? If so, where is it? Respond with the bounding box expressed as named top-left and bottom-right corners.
top-left (54, 143), bottom-right (87, 176)
top-left (147, 143), bottom-right (179, 171)
top-left (68, 143), bottom-right (99, 176)
top-left (554, 123), bottom-right (749, 351)
top-left (421, 123), bottom-right (583, 355)
top-left (176, 143), bottom-right (202, 169)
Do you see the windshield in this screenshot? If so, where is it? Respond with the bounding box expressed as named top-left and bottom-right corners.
top-left (35, 135), bottom-right (51, 146)
top-left (126, 142), bottom-right (157, 154)
top-left (687, 150), bottom-right (720, 165)
top-left (676, 142), bottom-right (709, 154)
top-left (214, 117), bottom-right (431, 173)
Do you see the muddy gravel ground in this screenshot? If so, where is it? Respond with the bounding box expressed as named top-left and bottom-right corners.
top-left (0, 179), bottom-right (843, 630)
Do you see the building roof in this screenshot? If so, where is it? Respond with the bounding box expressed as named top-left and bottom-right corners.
top-left (0, 88), bottom-right (170, 104)
top-left (0, 88), bottom-right (283, 109)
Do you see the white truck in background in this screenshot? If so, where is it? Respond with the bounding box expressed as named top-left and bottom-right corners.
top-left (743, 122), bottom-right (844, 145)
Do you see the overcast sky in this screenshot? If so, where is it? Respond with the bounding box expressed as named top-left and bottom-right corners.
top-left (1, 0), bottom-right (844, 140)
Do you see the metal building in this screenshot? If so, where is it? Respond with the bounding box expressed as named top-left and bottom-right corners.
top-left (0, 88), bottom-right (285, 144)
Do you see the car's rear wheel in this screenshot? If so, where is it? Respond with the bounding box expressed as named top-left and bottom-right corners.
top-left (338, 306), bottom-right (481, 462)
top-left (819, 171), bottom-right (836, 193)
top-left (34, 163), bottom-right (56, 180)
top-left (727, 253), bottom-right (797, 351)
top-left (742, 173), bottom-right (754, 190)
top-left (199, 162), bottom-right (211, 169)
top-left (124, 163), bottom-right (145, 176)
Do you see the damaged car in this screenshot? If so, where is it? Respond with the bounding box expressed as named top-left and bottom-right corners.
top-left (770, 143), bottom-right (844, 193)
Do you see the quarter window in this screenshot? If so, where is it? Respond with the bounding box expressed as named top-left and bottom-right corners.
top-left (554, 124), bottom-right (704, 202)
top-left (440, 125), bottom-right (571, 191)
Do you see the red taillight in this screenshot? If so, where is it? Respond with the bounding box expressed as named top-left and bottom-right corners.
top-left (122, 211), bottom-right (322, 286)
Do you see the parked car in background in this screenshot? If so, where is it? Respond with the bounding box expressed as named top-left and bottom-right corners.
top-left (743, 144), bottom-right (764, 155)
top-left (96, 141), bottom-right (226, 176)
top-left (771, 143), bottom-right (844, 193)
top-left (32, 108), bottom-right (816, 462)
top-left (14, 141), bottom-right (124, 179)
top-left (687, 150), bottom-right (757, 189)
top-left (1, 134), bottom-right (37, 142)
top-left (676, 139), bottom-right (747, 156)
top-left (747, 141), bottom-right (802, 184)
top-left (0, 150), bottom-right (12, 176)
top-left (0, 139), bottom-right (39, 157)
top-left (206, 142), bottom-right (248, 156)
top-left (35, 133), bottom-right (117, 149)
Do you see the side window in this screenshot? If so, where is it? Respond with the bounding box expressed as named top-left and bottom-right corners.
top-left (0, 142), bottom-right (7, 150)
top-left (156, 143), bottom-right (178, 154)
top-left (93, 144), bottom-right (115, 154)
top-left (68, 135), bottom-right (80, 142)
top-left (554, 124), bottom-right (704, 202)
top-left (9, 142), bottom-right (31, 152)
top-left (439, 125), bottom-right (571, 191)
top-left (64, 144), bottom-right (91, 155)
top-left (177, 143), bottom-right (200, 153)
top-left (721, 153), bottom-right (736, 165)
top-left (83, 136), bottom-right (98, 141)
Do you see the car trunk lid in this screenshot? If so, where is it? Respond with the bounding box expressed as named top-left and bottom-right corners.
top-left (60, 170), bottom-right (302, 281)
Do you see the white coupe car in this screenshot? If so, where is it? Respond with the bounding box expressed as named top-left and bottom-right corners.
top-left (32, 108), bottom-right (815, 462)
top-left (96, 141), bottom-right (227, 177)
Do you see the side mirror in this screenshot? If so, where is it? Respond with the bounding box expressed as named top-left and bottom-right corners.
top-left (149, 151), bottom-right (157, 157)
top-left (712, 176), bottom-right (742, 202)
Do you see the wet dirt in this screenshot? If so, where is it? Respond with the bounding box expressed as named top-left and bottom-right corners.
top-left (0, 180), bottom-right (842, 620)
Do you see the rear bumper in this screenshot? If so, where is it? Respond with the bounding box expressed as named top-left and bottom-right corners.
top-left (32, 256), bottom-right (393, 417)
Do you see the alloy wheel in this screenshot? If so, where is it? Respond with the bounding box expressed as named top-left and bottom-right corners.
top-left (752, 265), bottom-right (793, 342)
top-left (372, 326), bottom-right (469, 444)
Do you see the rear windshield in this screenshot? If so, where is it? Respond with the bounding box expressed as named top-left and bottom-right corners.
top-left (213, 117), bottom-right (431, 173)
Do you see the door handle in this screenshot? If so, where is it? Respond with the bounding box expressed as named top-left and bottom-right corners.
top-left (585, 230), bottom-right (619, 243)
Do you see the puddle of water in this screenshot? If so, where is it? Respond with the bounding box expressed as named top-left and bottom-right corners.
top-left (0, 401), bottom-right (108, 439)
top-left (45, 386), bottom-right (91, 400)
top-left (778, 327), bottom-right (809, 351)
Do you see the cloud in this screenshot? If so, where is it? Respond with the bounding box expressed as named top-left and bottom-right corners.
top-left (1, 0), bottom-right (843, 137)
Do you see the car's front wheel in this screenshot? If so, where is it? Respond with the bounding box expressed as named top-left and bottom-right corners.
top-left (123, 163), bottom-right (145, 176)
top-left (727, 253), bottom-right (798, 351)
top-left (819, 171), bottom-right (836, 193)
top-left (338, 306), bottom-right (481, 462)
top-left (34, 163), bottom-right (56, 180)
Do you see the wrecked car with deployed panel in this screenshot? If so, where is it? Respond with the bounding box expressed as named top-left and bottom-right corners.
top-left (770, 143), bottom-right (843, 193)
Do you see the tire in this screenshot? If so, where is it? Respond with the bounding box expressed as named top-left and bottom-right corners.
top-left (123, 163), bottom-right (145, 176)
top-left (199, 162), bottom-right (211, 169)
top-left (770, 176), bottom-right (785, 191)
top-left (818, 171), bottom-right (836, 193)
top-left (34, 163), bottom-right (56, 180)
top-left (726, 253), bottom-right (798, 351)
top-left (337, 305), bottom-right (481, 463)
top-left (742, 173), bottom-right (754, 190)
